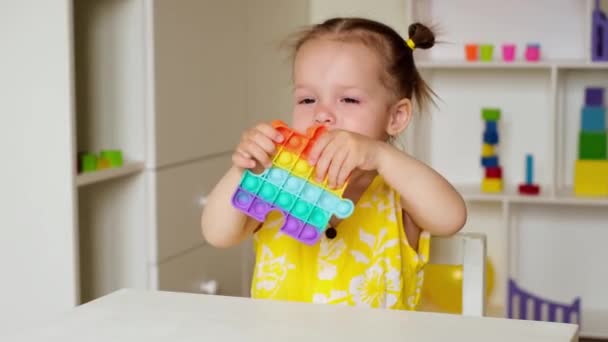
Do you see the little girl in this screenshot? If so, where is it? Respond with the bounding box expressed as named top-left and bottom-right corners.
top-left (201, 18), bottom-right (466, 310)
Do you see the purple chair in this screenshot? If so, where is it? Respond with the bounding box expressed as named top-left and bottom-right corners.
top-left (508, 279), bottom-right (581, 325)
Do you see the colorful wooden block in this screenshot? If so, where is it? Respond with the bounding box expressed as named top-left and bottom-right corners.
top-left (574, 160), bottom-right (608, 196)
top-left (482, 143), bottom-right (495, 157)
top-left (100, 150), bottom-right (124, 167)
top-left (519, 184), bottom-right (540, 195)
top-left (485, 120), bottom-right (498, 133)
top-left (526, 154), bottom-right (534, 184)
top-left (481, 178), bottom-right (503, 193)
top-left (581, 106), bottom-right (606, 132)
top-left (482, 108), bottom-right (501, 121)
top-left (483, 131), bottom-right (499, 145)
top-left (518, 154), bottom-right (541, 196)
top-left (80, 153), bottom-right (97, 173)
top-left (97, 158), bottom-right (111, 169)
top-left (579, 132), bottom-right (607, 159)
top-left (585, 87), bottom-right (604, 107)
top-left (485, 167), bottom-right (502, 178)
top-left (481, 156), bottom-right (499, 168)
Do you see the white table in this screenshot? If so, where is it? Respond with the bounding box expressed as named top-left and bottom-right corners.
top-left (4, 289), bottom-right (578, 341)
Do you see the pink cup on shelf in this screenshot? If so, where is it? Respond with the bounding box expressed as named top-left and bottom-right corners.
top-left (502, 44), bottom-right (516, 62)
top-left (525, 43), bottom-right (541, 62)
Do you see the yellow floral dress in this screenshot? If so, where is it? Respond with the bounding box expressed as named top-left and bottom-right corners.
top-left (250, 175), bottom-right (430, 310)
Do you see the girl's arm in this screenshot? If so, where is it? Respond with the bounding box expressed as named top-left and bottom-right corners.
top-left (201, 122), bottom-right (284, 247)
top-left (200, 166), bottom-right (260, 247)
top-left (376, 143), bottom-right (467, 236)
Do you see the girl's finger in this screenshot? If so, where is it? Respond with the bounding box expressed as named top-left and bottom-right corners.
top-left (232, 152), bottom-right (256, 169)
top-left (255, 122), bottom-right (285, 143)
top-left (307, 132), bottom-right (332, 164)
top-left (235, 147), bottom-right (251, 159)
top-left (336, 154), bottom-right (356, 188)
top-left (244, 140), bottom-right (272, 168)
top-left (314, 138), bottom-right (340, 182)
top-left (327, 148), bottom-right (348, 189)
top-left (248, 129), bottom-right (277, 155)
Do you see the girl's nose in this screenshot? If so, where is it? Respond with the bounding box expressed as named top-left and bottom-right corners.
top-left (314, 106), bottom-right (336, 126)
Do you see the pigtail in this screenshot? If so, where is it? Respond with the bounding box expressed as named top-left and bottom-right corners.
top-left (407, 23), bottom-right (438, 114)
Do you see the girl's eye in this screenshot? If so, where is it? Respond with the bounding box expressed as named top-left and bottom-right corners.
top-left (342, 97), bottom-right (360, 104)
top-left (298, 98), bottom-right (315, 105)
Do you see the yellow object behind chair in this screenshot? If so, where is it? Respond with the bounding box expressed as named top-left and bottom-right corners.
top-left (421, 257), bottom-right (495, 314)
top-left (574, 160), bottom-right (608, 196)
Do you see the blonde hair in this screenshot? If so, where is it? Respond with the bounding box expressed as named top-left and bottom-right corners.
top-left (284, 17), bottom-right (437, 115)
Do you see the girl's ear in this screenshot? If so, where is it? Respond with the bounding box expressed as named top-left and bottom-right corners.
top-left (386, 97), bottom-right (413, 136)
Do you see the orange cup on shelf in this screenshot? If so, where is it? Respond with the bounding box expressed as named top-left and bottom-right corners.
top-left (465, 44), bottom-right (478, 61)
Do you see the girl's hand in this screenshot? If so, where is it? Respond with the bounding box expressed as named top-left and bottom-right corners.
top-left (308, 130), bottom-right (384, 189)
top-left (232, 122), bottom-right (284, 171)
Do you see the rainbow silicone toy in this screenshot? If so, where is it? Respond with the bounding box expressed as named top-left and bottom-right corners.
top-left (231, 120), bottom-right (355, 245)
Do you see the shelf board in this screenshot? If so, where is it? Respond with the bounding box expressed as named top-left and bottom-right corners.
top-left (418, 60), bottom-right (553, 69)
top-left (456, 184), bottom-right (608, 206)
top-left (418, 60), bottom-right (608, 70)
top-left (76, 161), bottom-right (145, 187)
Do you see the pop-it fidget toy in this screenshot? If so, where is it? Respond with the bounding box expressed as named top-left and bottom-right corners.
top-left (231, 120), bottom-right (355, 245)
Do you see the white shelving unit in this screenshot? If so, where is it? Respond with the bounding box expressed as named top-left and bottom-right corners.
top-left (419, 60), bottom-right (608, 70)
top-left (406, 0), bottom-right (608, 338)
top-left (76, 162), bottom-right (145, 187)
top-left (71, 0), bottom-right (308, 305)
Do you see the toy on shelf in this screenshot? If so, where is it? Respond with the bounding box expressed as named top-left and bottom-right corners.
top-left (508, 279), bottom-right (581, 325)
top-left (465, 44), bottom-right (478, 61)
top-left (574, 87), bottom-right (608, 197)
top-left (78, 149), bottom-right (124, 173)
top-left (502, 44), bottom-right (516, 62)
top-left (524, 43), bottom-right (541, 62)
top-left (231, 120), bottom-right (355, 245)
top-left (100, 150), bottom-right (124, 168)
top-left (479, 44), bottom-right (494, 62)
top-left (465, 42), bottom-right (539, 63)
top-left (518, 154), bottom-right (540, 195)
top-left (592, 0), bottom-right (608, 61)
top-left (480, 108), bottom-right (503, 193)
top-left (80, 153), bottom-right (98, 172)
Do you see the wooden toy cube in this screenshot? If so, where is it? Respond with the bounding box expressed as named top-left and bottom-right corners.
top-left (481, 178), bottom-right (503, 193)
top-left (579, 132), bottom-right (607, 159)
top-left (581, 106), bottom-right (606, 132)
top-left (574, 160), bottom-right (608, 196)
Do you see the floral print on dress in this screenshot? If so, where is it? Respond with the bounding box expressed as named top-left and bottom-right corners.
top-left (251, 176), bottom-right (430, 310)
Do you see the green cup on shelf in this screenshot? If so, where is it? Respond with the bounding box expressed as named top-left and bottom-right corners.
top-left (100, 150), bottom-right (124, 168)
top-left (80, 153), bottom-right (98, 173)
top-left (480, 44), bottom-right (494, 62)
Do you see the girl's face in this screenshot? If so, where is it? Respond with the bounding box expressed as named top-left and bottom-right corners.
top-left (291, 38), bottom-right (396, 140)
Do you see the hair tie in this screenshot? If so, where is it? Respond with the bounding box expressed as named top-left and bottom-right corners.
top-left (406, 38), bottom-right (416, 50)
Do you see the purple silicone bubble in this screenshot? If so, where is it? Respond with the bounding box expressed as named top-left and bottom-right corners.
top-left (281, 215), bottom-right (304, 236)
top-left (232, 189), bottom-right (254, 210)
top-left (248, 198), bottom-right (272, 221)
top-left (298, 224), bottom-right (320, 245)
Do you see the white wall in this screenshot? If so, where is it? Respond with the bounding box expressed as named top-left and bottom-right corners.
top-left (310, 0), bottom-right (408, 36)
top-left (0, 0), bottom-right (78, 332)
